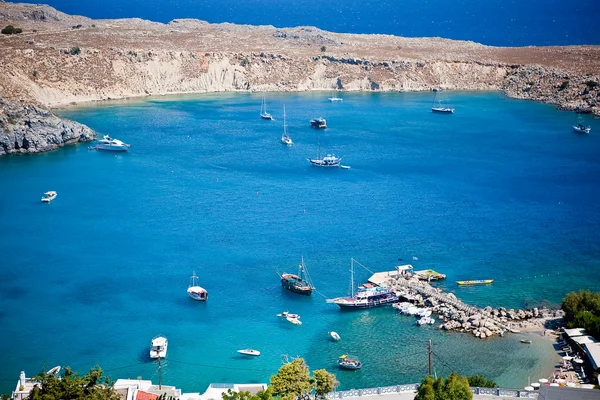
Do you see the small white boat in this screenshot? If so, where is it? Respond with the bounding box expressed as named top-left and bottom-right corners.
top-left (41, 191), bottom-right (57, 203)
top-left (431, 90), bottom-right (454, 114)
top-left (238, 348), bottom-right (261, 356)
top-left (329, 331), bottom-right (341, 341)
top-left (277, 311), bottom-right (300, 319)
top-left (260, 97), bottom-right (274, 120)
top-left (149, 335), bottom-right (168, 359)
top-left (328, 94), bottom-right (343, 102)
top-left (92, 135), bottom-right (130, 151)
top-left (47, 366), bottom-right (61, 376)
top-left (286, 316), bottom-right (302, 325)
top-left (573, 123), bottom-right (591, 134)
top-left (417, 316), bottom-right (435, 325)
top-left (187, 272), bottom-right (208, 301)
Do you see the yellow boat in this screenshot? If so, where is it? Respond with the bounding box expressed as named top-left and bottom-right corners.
top-left (456, 280), bottom-right (493, 285)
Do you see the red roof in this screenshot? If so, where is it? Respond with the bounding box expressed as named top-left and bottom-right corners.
top-left (136, 391), bottom-right (159, 400)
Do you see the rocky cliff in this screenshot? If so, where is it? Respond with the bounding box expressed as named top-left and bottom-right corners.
top-left (0, 98), bottom-right (95, 155)
top-left (0, 2), bottom-right (598, 154)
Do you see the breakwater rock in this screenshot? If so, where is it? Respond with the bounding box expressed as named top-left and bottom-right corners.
top-left (0, 99), bottom-right (96, 155)
top-left (393, 277), bottom-right (564, 339)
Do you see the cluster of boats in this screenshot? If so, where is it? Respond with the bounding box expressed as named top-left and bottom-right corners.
top-left (392, 302), bottom-right (436, 325)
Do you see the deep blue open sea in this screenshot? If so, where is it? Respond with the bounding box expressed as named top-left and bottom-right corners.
top-left (1, 91), bottom-right (600, 394)
top-left (14, 0), bottom-right (600, 46)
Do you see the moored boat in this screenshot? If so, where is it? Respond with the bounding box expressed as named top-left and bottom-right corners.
top-left (91, 135), bottom-right (130, 151)
top-left (338, 354), bottom-right (362, 370)
top-left (520, 339), bottom-right (532, 344)
top-left (310, 117), bottom-right (327, 129)
top-left (332, 259), bottom-right (398, 309)
top-left (278, 257), bottom-right (314, 295)
top-left (238, 349), bottom-right (261, 356)
top-left (329, 331), bottom-right (341, 341)
top-left (456, 280), bottom-right (493, 285)
top-left (47, 366), bottom-right (61, 376)
top-left (260, 97), bottom-right (273, 120)
top-left (41, 191), bottom-right (57, 203)
top-left (187, 272), bottom-right (208, 301)
top-left (149, 335), bottom-right (168, 359)
top-left (431, 90), bottom-right (454, 114)
top-left (573, 123), bottom-right (591, 134)
top-left (281, 105), bottom-right (293, 146)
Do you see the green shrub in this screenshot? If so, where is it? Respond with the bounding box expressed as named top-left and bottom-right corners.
top-left (70, 47), bottom-right (81, 55)
top-left (585, 80), bottom-right (598, 88)
top-left (240, 58), bottom-right (248, 67)
top-left (321, 46), bottom-right (327, 52)
top-left (1, 25), bottom-right (21, 35)
top-left (559, 80), bottom-right (569, 90)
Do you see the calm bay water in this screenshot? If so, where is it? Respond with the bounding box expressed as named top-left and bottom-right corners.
top-left (1, 91), bottom-right (599, 394)
top-left (15, 0), bottom-right (600, 46)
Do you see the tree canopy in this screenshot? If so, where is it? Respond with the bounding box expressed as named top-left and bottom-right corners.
top-left (562, 290), bottom-right (600, 338)
top-left (269, 358), bottom-right (313, 399)
top-left (28, 366), bottom-right (120, 400)
top-left (467, 375), bottom-right (497, 388)
top-left (416, 373), bottom-right (473, 400)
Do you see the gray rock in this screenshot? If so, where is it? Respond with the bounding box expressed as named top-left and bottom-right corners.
top-left (0, 98), bottom-right (95, 155)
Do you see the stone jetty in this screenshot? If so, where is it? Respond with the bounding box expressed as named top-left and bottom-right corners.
top-left (370, 270), bottom-right (564, 339)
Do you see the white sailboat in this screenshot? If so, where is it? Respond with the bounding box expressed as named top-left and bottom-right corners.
top-left (431, 89), bottom-right (454, 114)
top-left (281, 105), bottom-right (293, 146)
top-left (573, 115), bottom-right (591, 134)
top-left (328, 92), bottom-right (343, 102)
top-left (260, 97), bottom-right (274, 120)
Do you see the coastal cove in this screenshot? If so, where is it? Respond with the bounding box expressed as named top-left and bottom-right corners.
top-left (1, 91), bottom-right (599, 394)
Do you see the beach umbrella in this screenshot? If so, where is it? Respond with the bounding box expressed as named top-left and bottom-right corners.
top-left (539, 378), bottom-right (549, 384)
top-left (566, 382), bottom-right (576, 387)
top-left (531, 383), bottom-right (540, 389)
top-left (524, 386), bottom-right (534, 391)
top-left (563, 355), bottom-right (573, 360)
top-left (549, 383), bottom-right (559, 387)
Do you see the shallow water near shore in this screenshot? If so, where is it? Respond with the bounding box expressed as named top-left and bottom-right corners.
top-left (1, 91), bottom-right (599, 394)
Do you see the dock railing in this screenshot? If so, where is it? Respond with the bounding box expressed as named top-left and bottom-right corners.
top-left (325, 385), bottom-right (539, 399)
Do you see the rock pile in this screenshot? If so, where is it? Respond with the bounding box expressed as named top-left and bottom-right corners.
top-left (391, 277), bottom-right (564, 339)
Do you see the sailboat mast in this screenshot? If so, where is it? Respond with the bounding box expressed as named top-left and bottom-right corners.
top-left (350, 258), bottom-right (355, 297)
top-left (283, 105), bottom-right (287, 137)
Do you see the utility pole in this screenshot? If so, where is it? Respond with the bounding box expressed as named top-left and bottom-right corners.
top-left (428, 339), bottom-right (433, 376)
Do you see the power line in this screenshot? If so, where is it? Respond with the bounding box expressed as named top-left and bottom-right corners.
top-left (167, 358), bottom-right (274, 372)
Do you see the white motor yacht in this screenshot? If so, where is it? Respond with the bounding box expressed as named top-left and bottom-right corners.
top-left (149, 336), bottom-right (168, 359)
top-left (41, 191), bottom-right (57, 203)
top-left (93, 135), bottom-right (131, 151)
top-left (238, 349), bottom-right (261, 356)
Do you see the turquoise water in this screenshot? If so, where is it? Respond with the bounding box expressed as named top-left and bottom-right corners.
top-left (1, 91), bottom-right (599, 394)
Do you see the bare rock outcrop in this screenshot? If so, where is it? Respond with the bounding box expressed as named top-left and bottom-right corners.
top-left (0, 99), bottom-right (95, 155)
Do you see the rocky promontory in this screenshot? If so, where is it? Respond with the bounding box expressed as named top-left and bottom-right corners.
top-left (0, 99), bottom-right (95, 155)
top-left (0, 2), bottom-right (599, 154)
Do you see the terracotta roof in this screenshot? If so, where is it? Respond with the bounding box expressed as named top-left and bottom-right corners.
top-left (136, 391), bottom-right (159, 400)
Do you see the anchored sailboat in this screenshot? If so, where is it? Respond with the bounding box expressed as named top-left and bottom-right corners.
top-left (281, 105), bottom-right (293, 146)
top-left (431, 89), bottom-right (454, 114)
top-left (278, 257), bottom-right (315, 296)
top-left (260, 97), bottom-right (274, 120)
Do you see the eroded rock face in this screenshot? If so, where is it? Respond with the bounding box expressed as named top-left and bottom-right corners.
top-left (0, 99), bottom-right (95, 155)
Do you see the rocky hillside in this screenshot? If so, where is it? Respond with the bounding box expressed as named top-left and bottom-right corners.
top-left (0, 2), bottom-right (598, 154)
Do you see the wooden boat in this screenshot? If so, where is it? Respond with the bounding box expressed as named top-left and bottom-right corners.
top-left (41, 191), bottom-right (57, 203)
top-left (338, 354), bottom-right (362, 370)
top-left (456, 279), bottom-right (493, 285)
top-left (278, 257), bottom-right (314, 295)
top-left (238, 349), bottom-right (261, 356)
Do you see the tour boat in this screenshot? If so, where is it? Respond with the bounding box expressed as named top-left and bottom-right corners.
top-left (573, 123), bottom-right (591, 134)
top-left (149, 336), bottom-right (168, 359)
top-left (310, 117), bottom-right (327, 129)
top-left (332, 259), bottom-right (398, 309)
top-left (431, 90), bottom-right (454, 114)
top-left (41, 191), bottom-right (57, 203)
top-left (307, 139), bottom-right (343, 168)
top-left (338, 354), bottom-right (362, 370)
top-left (329, 331), bottom-right (341, 341)
top-left (281, 105), bottom-right (293, 146)
top-left (238, 349), bottom-right (261, 356)
top-left (92, 135), bottom-right (130, 151)
top-left (260, 97), bottom-right (273, 120)
top-left (278, 257), bottom-right (314, 295)
top-left (456, 280), bottom-right (493, 285)
top-left (187, 272), bottom-right (208, 301)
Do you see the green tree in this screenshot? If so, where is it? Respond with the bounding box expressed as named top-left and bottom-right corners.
top-left (222, 387), bottom-right (274, 400)
top-left (1, 25), bottom-right (19, 34)
top-left (416, 374), bottom-right (472, 400)
top-left (313, 369), bottom-right (339, 399)
top-left (467, 375), bottom-right (497, 388)
top-left (28, 366), bottom-right (120, 400)
top-left (269, 358), bottom-right (312, 399)
top-left (561, 290), bottom-right (600, 338)
top-left (320, 46), bottom-right (326, 52)
top-left (415, 376), bottom-right (435, 400)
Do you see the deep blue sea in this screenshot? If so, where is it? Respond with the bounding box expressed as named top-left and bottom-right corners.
top-left (1, 91), bottom-right (600, 395)
top-left (14, 0), bottom-right (600, 46)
